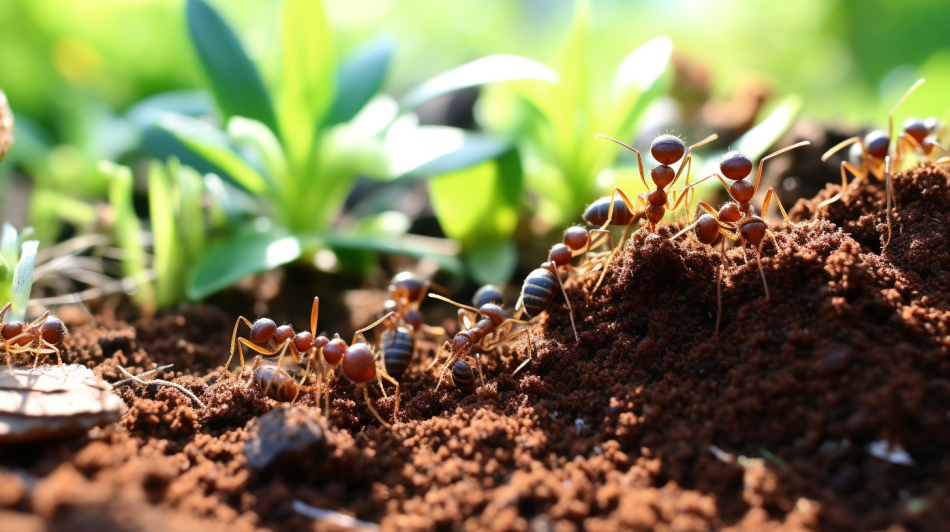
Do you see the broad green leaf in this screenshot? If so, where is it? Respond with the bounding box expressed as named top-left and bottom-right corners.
top-left (428, 151), bottom-right (520, 249)
top-left (385, 119), bottom-right (509, 180)
top-left (103, 161), bottom-right (153, 305)
top-left (465, 239), bottom-right (517, 285)
top-left (699, 95), bottom-right (803, 176)
top-left (149, 161), bottom-right (181, 307)
top-left (228, 117), bottom-right (291, 193)
top-left (159, 113), bottom-right (271, 196)
top-left (126, 90), bottom-right (215, 128)
top-left (400, 55), bottom-right (559, 112)
top-left (554, 0), bottom-right (592, 152)
top-left (10, 240), bottom-right (38, 322)
top-left (186, 0), bottom-right (277, 132)
top-left (278, 0), bottom-right (335, 175)
top-left (189, 228), bottom-right (301, 300)
top-left (326, 38), bottom-right (395, 127)
top-left (314, 232), bottom-right (464, 278)
top-left (393, 131), bottom-right (511, 182)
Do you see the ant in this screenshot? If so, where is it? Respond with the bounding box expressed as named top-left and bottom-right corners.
top-left (427, 293), bottom-right (533, 388)
top-left (248, 357), bottom-right (306, 403)
top-left (380, 272), bottom-right (446, 381)
top-left (819, 79), bottom-right (930, 244)
top-left (587, 133), bottom-right (719, 290)
top-left (451, 358), bottom-right (477, 395)
top-left (226, 298), bottom-right (398, 426)
top-left (519, 261), bottom-right (579, 343)
top-left (1, 302), bottom-right (68, 367)
top-left (898, 115), bottom-right (948, 164)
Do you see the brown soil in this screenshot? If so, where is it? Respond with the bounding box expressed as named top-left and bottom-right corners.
top-left (3, 164), bottom-right (950, 532)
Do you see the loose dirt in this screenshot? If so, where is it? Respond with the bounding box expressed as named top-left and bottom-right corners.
top-left (2, 164), bottom-right (950, 532)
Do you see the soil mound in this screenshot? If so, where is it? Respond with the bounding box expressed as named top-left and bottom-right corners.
top-left (3, 164), bottom-right (950, 532)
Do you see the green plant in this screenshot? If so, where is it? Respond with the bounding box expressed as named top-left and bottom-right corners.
top-left (161, 0), bottom-right (557, 299)
top-left (0, 223), bottom-right (39, 322)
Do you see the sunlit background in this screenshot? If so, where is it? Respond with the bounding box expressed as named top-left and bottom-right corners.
top-left (0, 0), bottom-right (947, 311)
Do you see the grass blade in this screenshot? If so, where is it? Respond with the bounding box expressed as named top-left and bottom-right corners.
top-left (148, 160), bottom-right (181, 307)
top-left (188, 228), bottom-right (301, 300)
top-left (103, 161), bottom-right (153, 305)
top-left (186, 0), bottom-right (277, 132)
top-left (10, 240), bottom-right (38, 322)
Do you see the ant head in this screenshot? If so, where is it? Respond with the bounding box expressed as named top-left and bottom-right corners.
top-left (650, 165), bottom-right (676, 189)
top-left (650, 134), bottom-right (686, 165)
top-left (863, 130), bottom-right (889, 160)
top-left (274, 324), bottom-right (295, 345)
top-left (293, 331), bottom-right (313, 353)
top-left (473, 284), bottom-right (504, 309)
top-left (903, 117), bottom-right (929, 144)
top-left (696, 214), bottom-right (721, 245)
top-left (41, 317), bottom-right (67, 347)
top-left (719, 150), bottom-right (753, 180)
top-left (250, 318), bottom-right (277, 344)
top-left (478, 303), bottom-right (505, 326)
top-left (562, 226), bottom-right (589, 251)
top-left (323, 336), bottom-right (349, 365)
top-left (404, 309), bottom-right (423, 330)
top-left (548, 243), bottom-right (572, 267)
top-left (739, 218), bottom-right (768, 248)
top-left (389, 272), bottom-right (423, 302)
top-left (342, 343), bottom-right (376, 383)
top-left (1, 321), bottom-right (24, 340)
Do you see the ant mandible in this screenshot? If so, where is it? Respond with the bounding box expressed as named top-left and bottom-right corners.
top-left (427, 294), bottom-right (533, 388)
top-left (587, 133), bottom-right (719, 290)
top-left (1, 302), bottom-right (68, 367)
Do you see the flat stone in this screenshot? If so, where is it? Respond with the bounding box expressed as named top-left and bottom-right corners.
top-left (244, 407), bottom-right (329, 475)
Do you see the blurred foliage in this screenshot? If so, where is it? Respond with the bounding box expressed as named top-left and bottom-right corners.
top-left (0, 224), bottom-right (39, 322)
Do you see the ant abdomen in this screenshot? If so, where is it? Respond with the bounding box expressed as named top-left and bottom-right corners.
top-left (584, 196), bottom-right (635, 227)
top-left (522, 267), bottom-right (558, 317)
top-left (696, 214), bottom-right (721, 245)
top-left (473, 284), bottom-right (504, 309)
top-left (254, 366), bottom-right (299, 403)
top-left (381, 328), bottom-right (415, 379)
top-left (451, 359), bottom-right (476, 394)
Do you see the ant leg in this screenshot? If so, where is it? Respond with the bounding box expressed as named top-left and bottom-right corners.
top-left (426, 341), bottom-right (452, 371)
top-left (429, 294), bottom-right (481, 316)
top-left (378, 370), bottom-right (400, 420)
top-left (509, 328), bottom-right (534, 375)
top-left (885, 155), bottom-right (894, 249)
top-left (598, 187), bottom-right (641, 234)
top-left (817, 161), bottom-right (864, 209)
top-left (670, 134), bottom-right (719, 189)
top-left (352, 312), bottom-right (396, 346)
top-left (552, 264), bottom-right (579, 343)
top-left (888, 78), bottom-right (926, 153)
top-left (670, 173), bottom-right (731, 204)
top-left (594, 225), bottom-right (632, 292)
top-left (309, 297), bottom-right (319, 338)
top-left (0, 302), bottom-right (10, 322)
top-left (715, 239), bottom-right (725, 341)
top-left (760, 188), bottom-right (797, 228)
top-left (755, 239), bottom-right (770, 300)
top-left (237, 338), bottom-right (304, 364)
top-left (225, 316), bottom-right (255, 372)
top-left (821, 136), bottom-right (862, 162)
top-left (753, 142), bottom-right (810, 194)
top-left (38, 338), bottom-right (64, 367)
top-left (362, 384), bottom-right (393, 429)
top-left (594, 135), bottom-right (647, 190)
top-left (473, 354), bottom-right (485, 388)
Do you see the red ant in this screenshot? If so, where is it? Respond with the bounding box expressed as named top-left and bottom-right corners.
top-left (586, 133), bottom-right (718, 290)
top-left (819, 79), bottom-right (937, 244)
top-left (427, 294), bottom-right (533, 388)
top-left (518, 261), bottom-right (579, 343)
top-left (1, 302), bottom-right (67, 367)
top-left (226, 298), bottom-right (399, 426)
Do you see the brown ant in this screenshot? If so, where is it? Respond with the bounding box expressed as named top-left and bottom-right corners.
top-left (451, 358), bottom-right (477, 394)
top-left (1, 302), bottom-right (67, 367)
top-left (819, 79), bottom-right (929, 244)
top-left (427, 294), bottom-right (533, 387)
top-left (519, 261), bottom-right (579, 343)
top-left (587, 133), bottom-right (719, 290)
top-left (248, 357), bottom-right (306, 403)
top-left (380, 272), bottom-right (446, 381)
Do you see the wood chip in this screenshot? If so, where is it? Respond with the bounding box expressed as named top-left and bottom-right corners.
top-left (0, 364), bottom-right (127, 443)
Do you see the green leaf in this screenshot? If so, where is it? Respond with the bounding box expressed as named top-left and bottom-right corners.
top-left (186, 0), bottom-right (277, 132)
top-left (392, 131), bottom-right (511, 181)
top-left (159, 113), bottom-right (271, 196)
top-left (400, 55), bottom-right (559, 112)
top-left (189, 227), bottom-right (301, 300)
top-left (0, 223), bottom-right (17, 278)
top-left (326, 38), bottom-right (395, 127)
top-left (227, 116), bottom-right (291, 193)
top-left (169, 159), bottom-right (207, 265)
top-left (149, 160), bottom-right (182, 307)
top-left (103, 161), bottom-right (153, 305)
top-left (555, 0), bottom-right (592, 129)
top-left (464, 239), bottom-right (517, 285)
top-left (278, 0), bottom-right (335, 175)
top-left (428, 149), bottom-right (521, 251)
top-left (10, 240), bottom-right (38, 322)
top-left (314, 231), bottom-right (464, 278)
